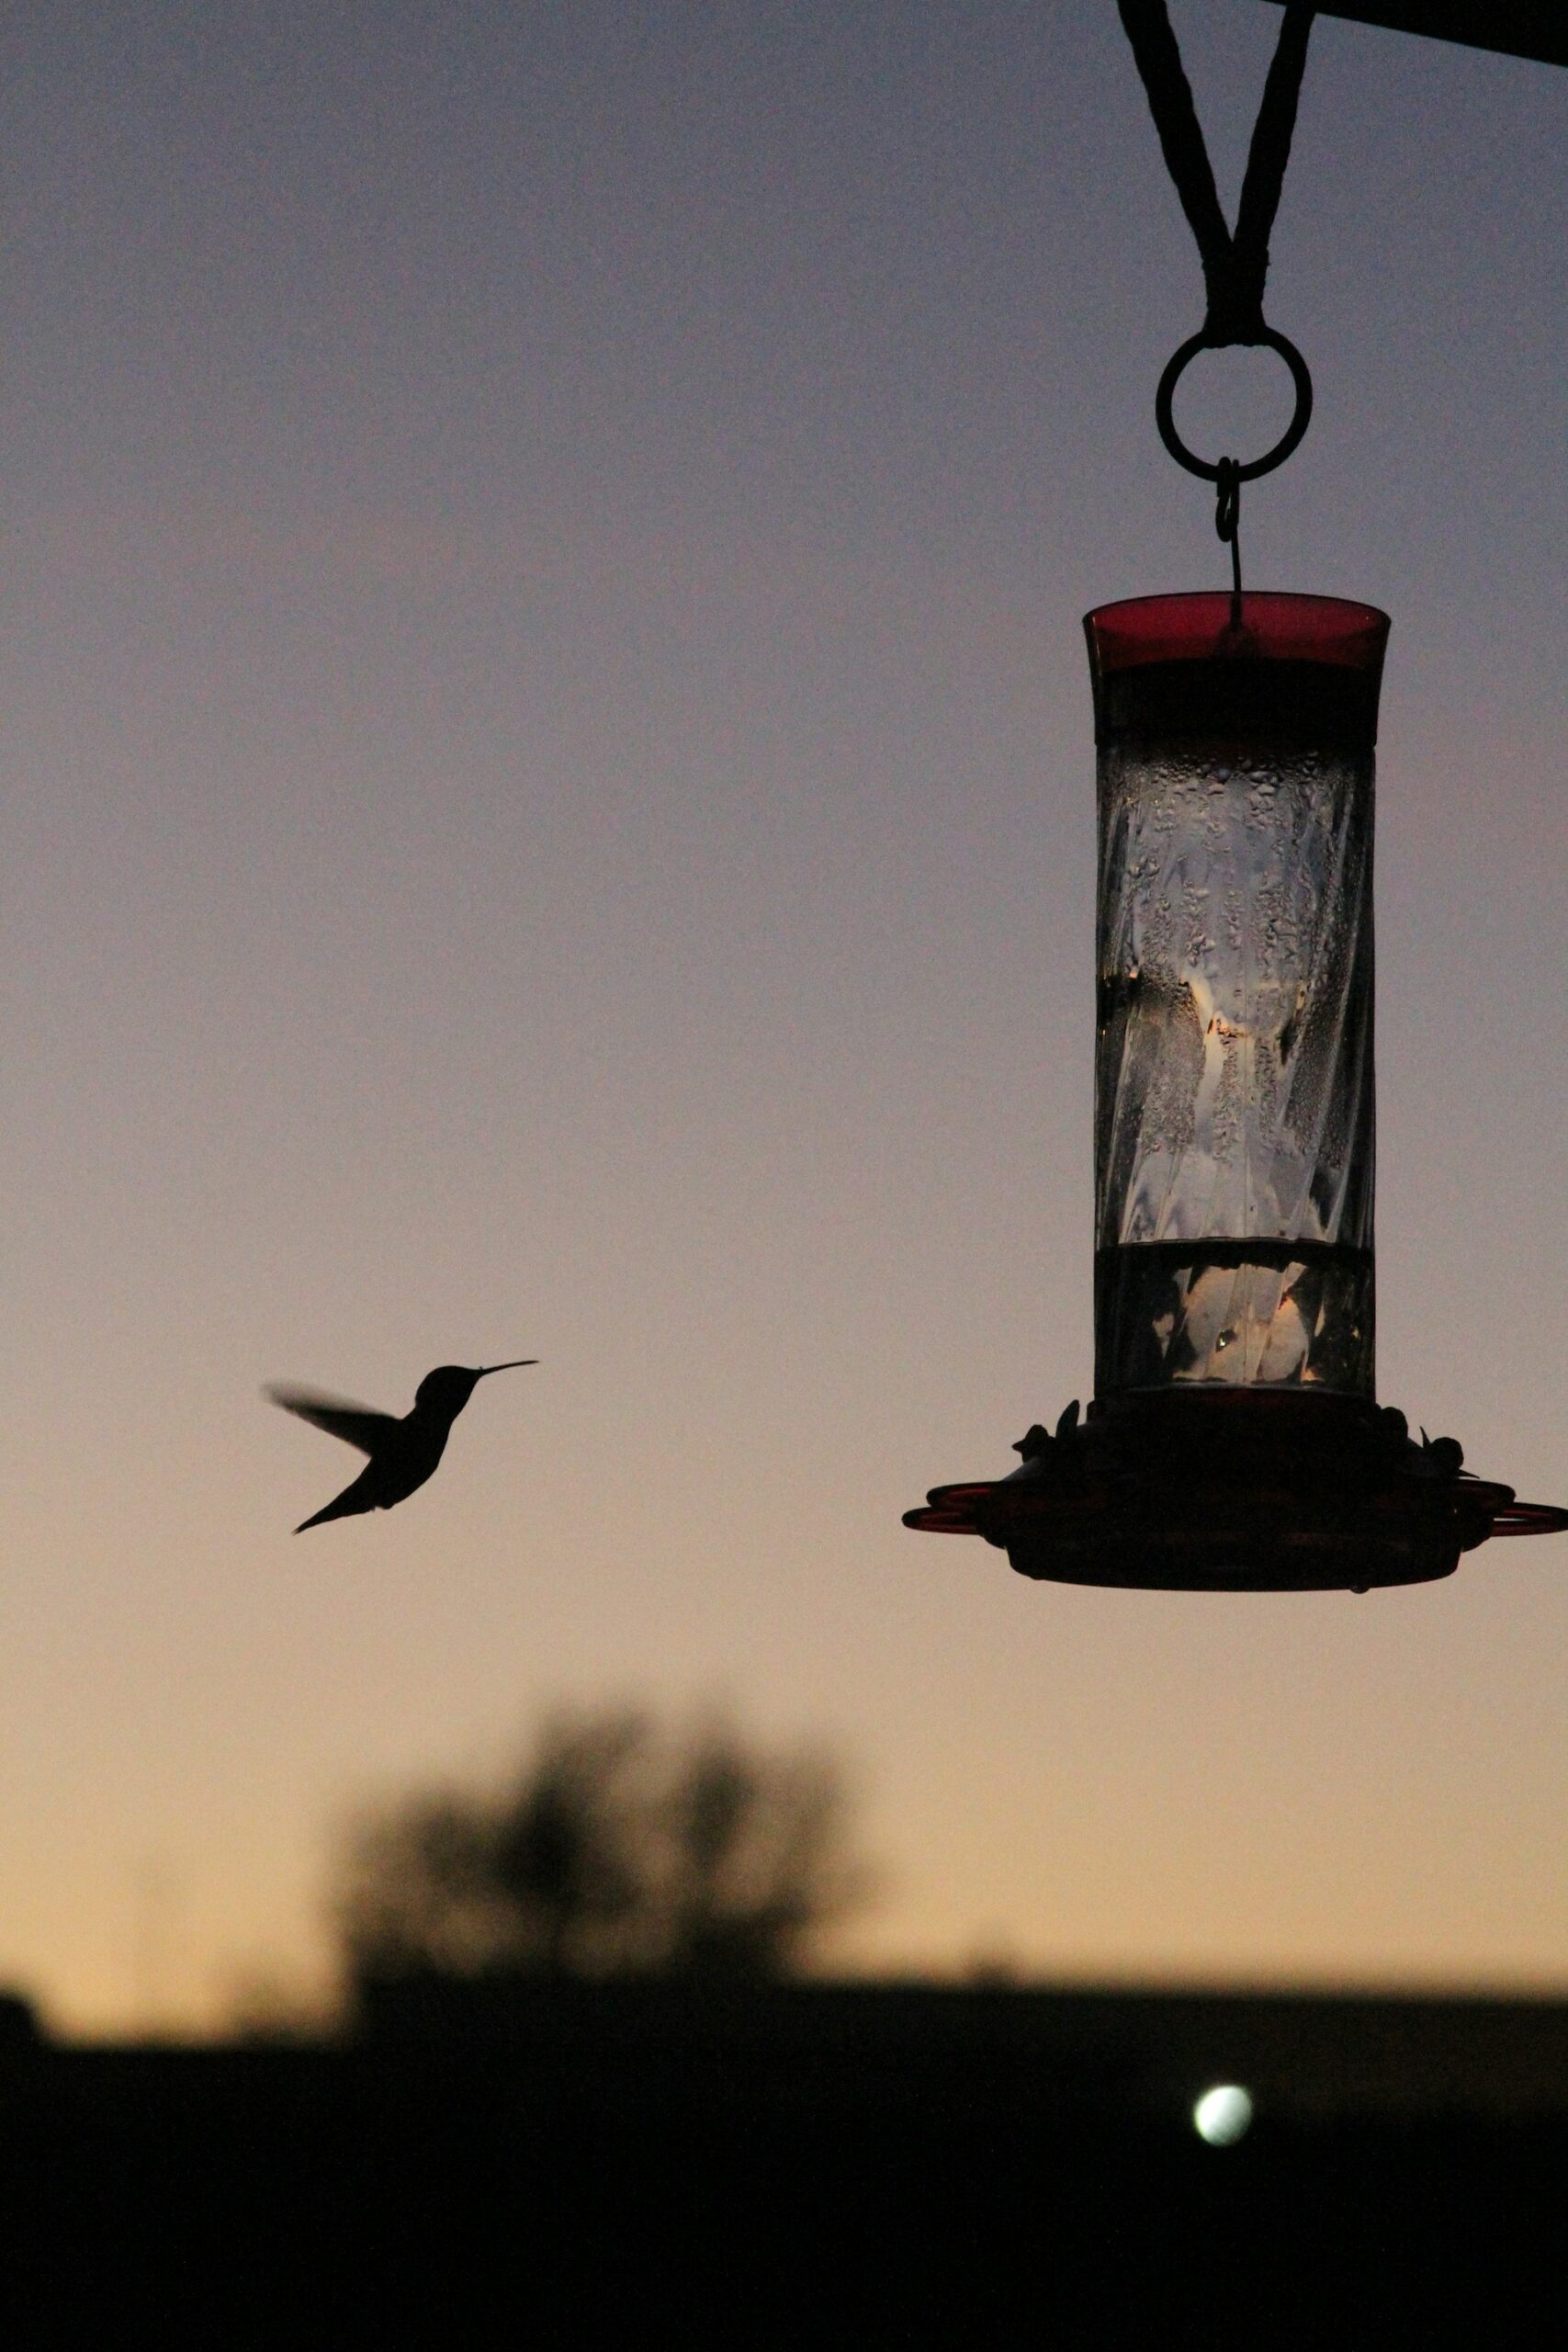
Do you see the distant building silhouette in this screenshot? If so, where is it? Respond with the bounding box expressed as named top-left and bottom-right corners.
top-left (0, 1990), bottom-right (40, 2051)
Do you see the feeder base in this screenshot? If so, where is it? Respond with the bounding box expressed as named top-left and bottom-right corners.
top-left (904, 1390), bottom-right (1566, 1594)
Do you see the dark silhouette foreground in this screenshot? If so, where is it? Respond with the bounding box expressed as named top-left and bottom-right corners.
top-left (267, 1360), bottom-right (536, 1532)
top-left (6, 1985), bottom-right (1567, 2339)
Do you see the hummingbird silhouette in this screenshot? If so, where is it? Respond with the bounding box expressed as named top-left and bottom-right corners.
top-left (266, 1362), bottom-right (537, 1532)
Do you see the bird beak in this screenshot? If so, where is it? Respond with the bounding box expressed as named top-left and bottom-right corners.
top-left (479, 1360), bottom-right (537, 1376)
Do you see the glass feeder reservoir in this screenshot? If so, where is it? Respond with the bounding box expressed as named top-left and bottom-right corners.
top-left (905, 592), bottom-right (1565, 1591)
top-left (1091, 592), bottom-right (1378, 1400)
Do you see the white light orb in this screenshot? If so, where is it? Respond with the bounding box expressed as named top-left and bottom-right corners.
top-left (1192, 2084), bottom-right (1253, 2145)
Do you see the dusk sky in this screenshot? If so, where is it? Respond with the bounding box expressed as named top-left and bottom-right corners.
top-left (6, 1), bottom-right (1564, 2036)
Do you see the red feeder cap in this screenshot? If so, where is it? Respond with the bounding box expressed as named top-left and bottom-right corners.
top-left (1086, 591), bottom-right (1390, 674)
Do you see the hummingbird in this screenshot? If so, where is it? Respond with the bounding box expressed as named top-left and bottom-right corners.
top-left (266, 1362), bottom-right (537, 1532)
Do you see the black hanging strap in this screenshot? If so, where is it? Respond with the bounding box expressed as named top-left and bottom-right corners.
top-left (1118, 0), bottom-right (1317, 347)
top-left (1119, 0), bottom-right (1319, 600)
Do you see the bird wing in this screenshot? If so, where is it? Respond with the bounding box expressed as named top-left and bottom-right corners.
top-left (265, 1385), bottom-right (398, 1454)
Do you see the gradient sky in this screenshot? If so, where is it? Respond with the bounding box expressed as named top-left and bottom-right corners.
top-left (5, 1), bottom-right (1564, 2035)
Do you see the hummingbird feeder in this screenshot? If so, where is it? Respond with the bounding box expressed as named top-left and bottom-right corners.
top-left (903, 1), bottom-right (1567, 1592)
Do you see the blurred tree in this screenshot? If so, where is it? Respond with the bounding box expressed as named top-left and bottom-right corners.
top-left (335, 1707), bottom-right (869, 1994)
top-left (220, 1962), bottom-right (329, 2045)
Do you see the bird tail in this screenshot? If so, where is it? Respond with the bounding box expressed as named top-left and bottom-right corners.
top-left (295, 1484), bottom-right (375, 1533)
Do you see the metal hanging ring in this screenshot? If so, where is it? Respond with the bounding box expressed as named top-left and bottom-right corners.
top-left (1155, 325), bottom-right (1314, 484)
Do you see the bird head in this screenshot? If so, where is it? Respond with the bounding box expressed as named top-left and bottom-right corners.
top-left (414, 1360), bottom-right (537, 1418)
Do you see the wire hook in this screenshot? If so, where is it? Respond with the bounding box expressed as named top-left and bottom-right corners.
top-left (1214, 456), bottom-right (1243, 623)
